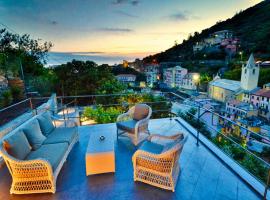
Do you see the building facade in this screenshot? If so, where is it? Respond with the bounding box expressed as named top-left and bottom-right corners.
top-left (116, 74), bottom-right (136, 86)
top-left (144, 64), bottom-right (160, 87)
top-left (181, 73), bottom-right (200, 90)
top-left (163, 66), bottom-right (187, 88)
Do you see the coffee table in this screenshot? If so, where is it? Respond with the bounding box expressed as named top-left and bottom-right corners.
top-left (85, 131), bottom-right (115, 175)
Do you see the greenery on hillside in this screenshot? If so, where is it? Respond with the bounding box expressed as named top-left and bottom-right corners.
top-left (143, 0), bottom-right (270, 71)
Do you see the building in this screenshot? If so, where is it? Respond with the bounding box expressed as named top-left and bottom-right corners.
top-left (225, 99), bottom-right (258, 120)
top-left (208, 54), bottom-right (259, 103)
top-left (116, 74), bottom-right (136, 86)
top-left (237, 116), bottom-right (263, 134)
top-left (250, 89), bottom-right (270, 120)
top-left (0, 75), bottom-right (8, 94)
top-left (181, 73), bottom-right (200, 90)
top-left (260, 125), bottom-right (270, 139)
top-left (144, 64), bottom-right (160, 87)
top-left (208, 76), bottom-right (242, 102)
top-left (193, 42), bottom-right (205, 52)
top-left (263, 83), bottom-right (270, 90)
top-left (163, 66), bottom-right (187, 88)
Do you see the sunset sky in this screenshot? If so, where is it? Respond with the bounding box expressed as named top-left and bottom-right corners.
top-left (0, 0), bottom-right (263, 59)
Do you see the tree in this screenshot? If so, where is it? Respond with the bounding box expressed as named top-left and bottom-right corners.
top-left (0, 28), bottom-right (52, 77)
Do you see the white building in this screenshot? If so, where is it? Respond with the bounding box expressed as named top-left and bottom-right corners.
top-left (163, 66), bottom-right (187, 88)
top-left (181, 73), bottom-right (200, 90)
top-left (144, 64), bottom-right (159, 87)
top-left (0, 75), bottom-right (8, 93)
top-left (116, 74), bottom-right (136, 86)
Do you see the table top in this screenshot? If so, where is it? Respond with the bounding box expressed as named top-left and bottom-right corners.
top-left (86, 131), bottom-right (114, 154)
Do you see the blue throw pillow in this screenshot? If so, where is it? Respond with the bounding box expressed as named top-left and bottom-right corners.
top-left (4, 130), bottom-right (32, 160)
top-left (37, 112), bottom-right (55, 136)
top-left (23, 119), bottom-right (47, 150)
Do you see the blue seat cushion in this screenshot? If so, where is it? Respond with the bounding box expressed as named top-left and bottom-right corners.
top-left (22, 119), bottom-right (47, 150)
top-left (37, 112), bottom-right (55, 136)
top-left (25, 143), bottom-right (68, 171)
top-left (116, 120), bottom-right (137, 133)
top-left (3, 130), bottom-right (32, 160)
top-left (139, 140), bottom-right (164, 154)
top-left (43, 127), bottom-right (77, 145)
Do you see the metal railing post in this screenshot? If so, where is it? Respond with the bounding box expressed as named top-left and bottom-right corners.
top-left (196, 104), bottom-right (200, 146)
top-left (263, 168), bottom-right (270, 200)
top-left (169, 98), bottom-right (172, 121)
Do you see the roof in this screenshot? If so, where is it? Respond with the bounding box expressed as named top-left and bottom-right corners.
top-left (116, 74), bottom-right (136, 78)
top-left (253, 89), bottom-right (270, 98)
top-left (227, 100), bottom-right (257, 111)
top-left (246, 53), bottom-right (256, 69)
top-left (238, 116), bottom-right (263, 127)
top-left (209, 79), bottom-right (241, 92)
top-left (261, 125), bottom-right (270, 131)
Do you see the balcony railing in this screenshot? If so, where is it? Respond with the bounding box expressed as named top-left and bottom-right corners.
top-left (0, 92), bottom-right (270, 199)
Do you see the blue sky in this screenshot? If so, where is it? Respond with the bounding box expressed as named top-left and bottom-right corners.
top-left (0, 0), bottom-right (263, 58)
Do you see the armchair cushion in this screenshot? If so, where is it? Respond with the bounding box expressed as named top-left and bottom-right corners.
top-left (133, 104), bottom-right (149, 121)
top-left (37, 112), bottom-right (55, 136)
top-left (43, 127), bottom-right (77, 145)
top-left (3, 130), bottom-right (32, 160)
top-left (139, 140), bottom-right (164, 154)
top-left (25, 142), bottom-right (68, 171)
top-left (116, 120), bottom-right (137, 134)
top-left (22, 119), bottom-right (47, 150)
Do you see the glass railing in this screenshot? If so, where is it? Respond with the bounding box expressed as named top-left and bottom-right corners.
top-left (0, 91), bottom-right (269, 198)
top-left (167, 92), bottom-right (270, 199)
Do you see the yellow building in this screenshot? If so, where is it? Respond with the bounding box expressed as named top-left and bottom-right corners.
top-left (208, 76), bottom-right (242, 103)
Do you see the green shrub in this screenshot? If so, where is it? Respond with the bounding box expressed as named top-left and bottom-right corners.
top-left (10, 86), bottom-right (24, 101)
top-left (82, 106), bottom-right (122, 124)
top-left (0, 90), bottom-right (13, 107)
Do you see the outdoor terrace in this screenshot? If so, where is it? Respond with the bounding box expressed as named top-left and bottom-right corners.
top-left (0, 118), bottom-right (261, 200)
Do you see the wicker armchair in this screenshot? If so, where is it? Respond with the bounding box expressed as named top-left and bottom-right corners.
top-left (132, 133), bottom-right (187, 192)
top-left (116, 104), bottom-right (152, 146)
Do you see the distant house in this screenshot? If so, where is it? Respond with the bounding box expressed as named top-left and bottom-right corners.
top-left (163, 66), bottom-right (187, 88)
top-left (144, 64), bottom-right (160, 87)
top-left (208, 77), bottom-right (242, 102)
top-left (250, 89), bottom-right (270, 120)
top-left (116, 74), bottom-right (136, 86)
top-left (181, 73), bottom-right (199, 90)
top-left (225, 99), bottom-right (258, 120)
top-left (0, 75), bottom-right (8, 94)
top-left (237, 116), bottom-right (263, 134)
top-left (263, 83), bottom-right (270, 90)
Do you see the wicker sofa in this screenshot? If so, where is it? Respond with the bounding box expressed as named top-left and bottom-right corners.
top-left (0, 111), bottom-right (79, 194)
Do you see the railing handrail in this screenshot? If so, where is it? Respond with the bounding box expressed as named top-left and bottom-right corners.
top-left (182, 107), bottom-right (270, 168)
top-left (169, 92), bottom-right (268, 141)
top-left (0, 98), bottom-right (31, 113)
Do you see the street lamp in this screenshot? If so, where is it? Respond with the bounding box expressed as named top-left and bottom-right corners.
top-left (193, 74), bottom-right (200, 92)
top-left (239, 51), bottom-right (243, 62)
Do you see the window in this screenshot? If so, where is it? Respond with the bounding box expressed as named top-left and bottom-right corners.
top-left (253, 69), bottom-right (255, 74)
top-left (257, 97), bottom-right (259, 100)
top-left (245, 69), bottom-right (247, 74)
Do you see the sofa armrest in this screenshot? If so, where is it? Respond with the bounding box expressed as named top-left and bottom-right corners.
top-left (51, 115), bottom-right (77, 128)
top-left (2, 152), bottom-right (54, 179)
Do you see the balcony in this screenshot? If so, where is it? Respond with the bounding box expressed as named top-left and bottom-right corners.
top-left (0, 118), bottom-right (261, 200)
top-left (0, 93), bottom-right (269, 199)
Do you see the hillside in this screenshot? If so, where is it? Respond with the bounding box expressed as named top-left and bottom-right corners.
top-left (143, 0), bottom-right (270, 63)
